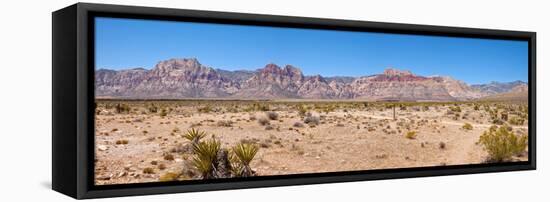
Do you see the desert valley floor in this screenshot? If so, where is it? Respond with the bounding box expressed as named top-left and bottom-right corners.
top-left (94, 100), bottom-right (528, 185)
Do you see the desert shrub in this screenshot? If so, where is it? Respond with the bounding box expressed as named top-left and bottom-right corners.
top-left (405, 131), bottom-right (417, 139)
top-left (258, 117), bottom-right (270, 126)
top-left (192, 138), bottom-right (221, 179)
top-left (257, 104), bottom-right (270, 111)
top-left (163, 153), bottom-right (175, 161)
top-left (423, 105), bottom-right (430, 111)
top-left (158, 163), bottom-right (166, 170)
top-left (509, 116), bottom-right (525, 125)
top-left (266, 111), bottom-right (279, 120)
top-left (492, 118), bottom-right (504, 125)
top-left (303, 114), bottom-right (320, 126)
top-left (231, 143), bottom-right (259, 177)
top-left (462, 123), bottom-right (473, 130)
top-left (115, 103), bottom-right (131, 114)
top-left (501, 112), bottom-right (508, 121)
top-left (439, 142), bottom-right (446, 149)
top-left (248, 103), bottom-right (270, 112)
top-left (159, 172), bottom-right (182, 182)
top-left (265, 125), bottom-right (274, 130)
top-left (449, 106), bottom-right (462, 113)
top-left (115, 139), bottom-right (129, 145)
top-left (198, 105), bottom-right (212, 113)
top-left (146, 104), bottom-right (158, 113)
top-left (478, 126), bottom-right (527, 162)
top-left (217, 120), bottom-right (233, 127)
top-left (143, 167), bottom-right (155, 174)
top-left (297, 105), bottom-right (308, 117)
top-left (159, 108), bottom-right (168, 117)
top-left (474, 104), bottom-right (480, 111)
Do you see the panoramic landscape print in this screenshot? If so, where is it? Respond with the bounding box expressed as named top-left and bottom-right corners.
top-left (94, 17), bottom-right (529, 185)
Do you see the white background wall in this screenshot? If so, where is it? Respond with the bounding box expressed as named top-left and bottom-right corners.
top-left (0, 0), bottom-right (547, 201)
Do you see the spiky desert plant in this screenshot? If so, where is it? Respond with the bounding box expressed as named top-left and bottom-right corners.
top-left (192, 138), bottom-right (221, 179)
top-left (184, 128), bottom-right (206, 146)
top-left (478, 126), bottom-right (527, 162)
top-left (232, 143), bottom-right (259, 177)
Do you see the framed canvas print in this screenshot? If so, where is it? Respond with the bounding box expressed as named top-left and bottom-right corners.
top-left (52, 3), bottom-right (536, 199)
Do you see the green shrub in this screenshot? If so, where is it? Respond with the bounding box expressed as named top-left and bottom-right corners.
top-left (159, 172), bottom-right (182, 182)
top-left (405, 131), bottom-right (417, 139)
top-left (163, 153), bottom-right (175, 161)
top-left (509, 116), bottom-right (525, 125)
top-left (159, 108), bottom-right (168, 117)
top-left (478, 126), bottom-right (527, 162)
top-left (115, 103), bottom-right (131, 114)
top-left (462, 123), bottom-right (473, 130)
top-left (147, 104), bottom-right (158, 113)
top-left (449, 106), bottom-right (461, 113)
top-left (257, 104), bottom-right (270, 111)
top-left (198, 105), bottom-right (212, 113)
top-left (143, 167), bottom-right (155, 174)
top-left (492, 118), bottom-right (504, 125)
top-left (297, 105), bottom-right (308, 117)
top-left (501, 112), bottom-right (508, 121)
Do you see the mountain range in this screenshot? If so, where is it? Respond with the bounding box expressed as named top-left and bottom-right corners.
top-left (95, 58), bottom-right (528, 101)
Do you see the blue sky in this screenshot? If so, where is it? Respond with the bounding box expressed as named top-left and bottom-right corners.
top-left (95, 17), bottom-right (528, 84)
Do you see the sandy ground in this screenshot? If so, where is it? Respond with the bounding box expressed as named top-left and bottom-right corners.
top-left (94, 101), bottom-right (528, 185)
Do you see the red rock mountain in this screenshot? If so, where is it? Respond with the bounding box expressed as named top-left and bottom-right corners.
top-left (95, 58), bottom-right (525, 101)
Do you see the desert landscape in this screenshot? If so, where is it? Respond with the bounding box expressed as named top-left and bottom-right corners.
top-left (94, 59), bottom-right (529, 185)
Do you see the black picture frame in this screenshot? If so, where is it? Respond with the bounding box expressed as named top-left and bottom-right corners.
top-left (52, 2), bottom-right (536, 199)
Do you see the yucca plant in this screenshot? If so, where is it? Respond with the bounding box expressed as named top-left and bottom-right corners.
top-left (191, 138), bottom-right (221, 179)
top-left (232, 143), bottom-right (259, 177)
top-left (478, 125), bottom-right (527, 162)
top-left (183, 128), bottom-right (206, 146)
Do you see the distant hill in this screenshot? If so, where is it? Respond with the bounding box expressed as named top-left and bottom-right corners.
top-left (478, 84), bottom-right (528, 101)
top-left (471, 80), bottom-right (527, 94)
top-left (96, 58), bottom-right (527, 101)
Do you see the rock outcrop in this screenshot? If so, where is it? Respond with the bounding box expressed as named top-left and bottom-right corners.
top-left (95, 58), bottom-right (526, 101)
